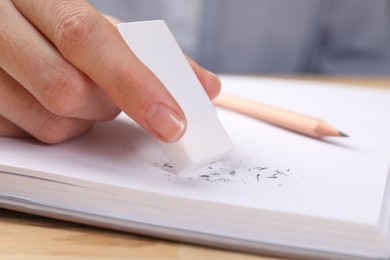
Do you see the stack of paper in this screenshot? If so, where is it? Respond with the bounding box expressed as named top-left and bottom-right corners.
top-left (1, 76), bottom-right (389, 259)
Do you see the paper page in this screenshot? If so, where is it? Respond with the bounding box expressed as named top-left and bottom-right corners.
top-left (1, 76), bottom-right (389, 228)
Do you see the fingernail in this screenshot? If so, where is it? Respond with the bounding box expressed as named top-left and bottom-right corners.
top-left (145, 103), bottom-right (186, 142)
top-left (206, 71), bottom-right (222, 100)
top-left (207, 70), bottom-right (219, 82)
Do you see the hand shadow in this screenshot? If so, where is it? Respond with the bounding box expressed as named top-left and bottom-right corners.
top-left (22, 115), bottom-right (159, 167)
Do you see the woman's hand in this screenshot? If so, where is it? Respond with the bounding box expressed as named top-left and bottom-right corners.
top-left (0, 0), bottom-right (220, 143)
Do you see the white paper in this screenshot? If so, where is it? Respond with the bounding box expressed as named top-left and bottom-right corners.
top-left (1, 76), bottom-right (390, 257)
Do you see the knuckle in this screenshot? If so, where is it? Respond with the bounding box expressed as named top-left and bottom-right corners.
top-left (116, 66), bottom-right (146, 96)
top-left (34, 115), bottom-right (89, 144)
top-left (42, 73), bottom-right (90, 117)
top-left (55, 10), bottom-right (96, 58)
top-left (103, 108), bottom-right (121, 121)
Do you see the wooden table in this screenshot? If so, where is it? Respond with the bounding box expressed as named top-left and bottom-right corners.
top-left (1, 76), bottom-right (389, 260)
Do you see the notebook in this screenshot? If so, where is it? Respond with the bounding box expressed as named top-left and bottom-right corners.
top-left (1, 76), bottom-right (389, 259)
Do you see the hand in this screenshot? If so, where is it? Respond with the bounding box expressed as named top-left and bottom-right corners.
top-left (0, 0), bottom-right (221, 144)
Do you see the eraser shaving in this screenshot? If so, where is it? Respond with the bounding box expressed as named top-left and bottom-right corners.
top-left (117, 20), bottom-right (234, 173)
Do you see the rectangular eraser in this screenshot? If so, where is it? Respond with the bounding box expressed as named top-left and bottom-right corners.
top-left (117, 21), bottom-right (234, 173)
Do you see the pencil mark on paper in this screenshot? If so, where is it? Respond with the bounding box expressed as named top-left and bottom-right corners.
top-left (210, 178), bottom-right (234, 183)
top-left (153, 155), bottom-right (293, 186)
top-left (253, 166), bottom-right (268, 171)
top-left (275, 169), bottom-right (288, 176)
top-left (150, 151), bottom-right (293, 185)
top-left (163, 162), bottom-right (173, 169)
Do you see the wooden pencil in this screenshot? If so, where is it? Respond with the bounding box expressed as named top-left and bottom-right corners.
top-left (213, 92), bottom-right (348, 138)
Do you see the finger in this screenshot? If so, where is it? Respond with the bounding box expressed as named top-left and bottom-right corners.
top-left (186, 56), bottom-right (222, 100)
top-left (0, 0), bottom-right (120, 121)
top-left (0, 68), bottom-right (94, 144)
top-left (103, 14), bottom-right (121, 25)
top-left (0, 115), bottom-right (29, 138)
top-left (12, 0), bottom-right (186, 143)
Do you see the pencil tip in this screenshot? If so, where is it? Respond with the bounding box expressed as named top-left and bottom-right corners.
top-left (339, 131), bottom-right (349, 138)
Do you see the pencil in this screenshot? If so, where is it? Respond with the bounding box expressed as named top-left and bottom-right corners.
top-left (213, 92), bottom-right (348, 138)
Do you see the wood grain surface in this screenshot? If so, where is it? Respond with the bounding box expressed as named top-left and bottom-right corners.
top-left (0, 209), bottom-right (277, 260)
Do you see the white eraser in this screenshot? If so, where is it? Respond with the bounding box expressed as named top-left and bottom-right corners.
top-left (117, 21), bottom-right (234, 173)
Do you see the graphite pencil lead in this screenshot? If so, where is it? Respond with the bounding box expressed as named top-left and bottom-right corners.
top-left (339, 131), bottom-right (349, 138)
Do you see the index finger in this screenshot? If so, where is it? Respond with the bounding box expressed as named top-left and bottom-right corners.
top-left (11, 0), bottom-right (186, 142)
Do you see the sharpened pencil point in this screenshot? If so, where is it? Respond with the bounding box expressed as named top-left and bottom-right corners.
top-left (339, 131), bottom-right (349, 138)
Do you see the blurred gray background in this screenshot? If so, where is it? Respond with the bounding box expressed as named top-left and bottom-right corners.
top-left (89, 0), bottom-right (390, 75)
